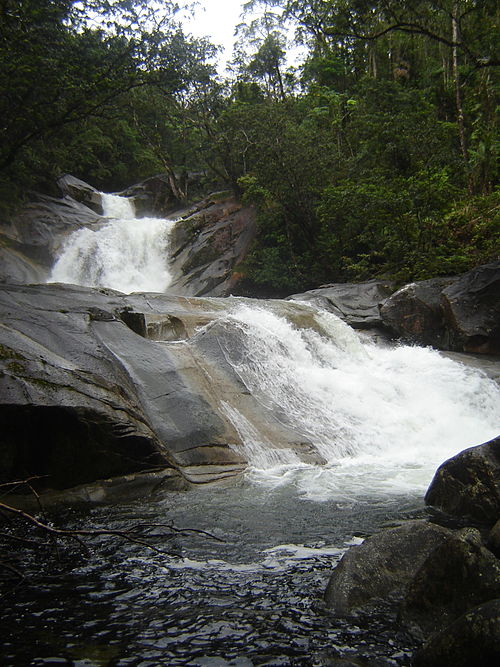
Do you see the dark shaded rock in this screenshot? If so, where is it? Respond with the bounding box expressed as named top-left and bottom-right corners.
top-left (324, 521), bottom-right (451, 615)
top-left (442, 260), bottom-right (500, 354)
top-left (289, 280), bottom-right (395, 329)
top-left (57, 174), bottom-right (103, 214)
top-left (400, 528), bottom-right (500, 638)
top-left (10, 468), bottom-right (186, 510)
top-left (487, 518), bottom-right (500, 557)
top-left (319, 658), bottom-right (373, 667)
top-left (412, 599), bottom-right (500, 667)
top-left (379, 262), bottom-right (500, 353)
top-left (379, 277), bottom-right (455, 346)
top-left (168, 193), bottom-right (257, 297)
top-left (425, 435), bottom-right (500, 526)
top-left (119, 173), bottom-right (180, 216)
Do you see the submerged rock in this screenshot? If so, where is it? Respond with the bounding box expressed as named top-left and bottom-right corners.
top-left (425, 435), bottom-right (500, 526)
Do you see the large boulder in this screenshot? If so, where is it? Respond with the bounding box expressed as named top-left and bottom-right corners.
top-left (400, 528), bottom-right (500, 638)
top-left (0, 284), bottom-right (246, 492)
top-left (0, 284), bottom-right (334, 497)
top-left (119, 173), bottom-right (182, 217)
top-left (425, 435), bottom-right (500, 526)
top-left (379, 262), bottom-right (500, 353)
top-left (288, 280), bottom-right (395, 329)
top-left (324, 521), bottom-right (451, 615)
top-left (379, 277), bottom-right (454, 347)
top-left (441, 260), bottom-right (500, 354)
top-left (412, 599), bottom-right (500, 667)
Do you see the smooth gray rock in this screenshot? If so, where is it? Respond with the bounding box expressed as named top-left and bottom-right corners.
top-left (412, 599), bottom-right (500, 667)
top-left (0, 192), bottom-right (101, 280)
top-left (1, 284), bottom-right (335, 496)
top-left (0, 239), bottom-right (47, 284)
top-left (0, 285), bottom-right (172, 489)
top-left (425, 435), bottom-right (500, 526)
top-left (0, 283), bottom-right (246, 491)
top-left (442, 260), bottom-right (500, 354)
top-left (57, 174), bottom-right (103, 214)
top-left (380, 262), bottom-right (500, 353)
top-left (324, 521), bottom-right (451, 615)
top-left (289, 280), bottom-right (395, 329)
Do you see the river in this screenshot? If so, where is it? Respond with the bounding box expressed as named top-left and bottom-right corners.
top-left (2, 194), bottom-right (498, 666)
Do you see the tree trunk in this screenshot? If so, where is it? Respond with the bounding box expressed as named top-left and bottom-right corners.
top-left (452, 3), bottom-right (472, 193)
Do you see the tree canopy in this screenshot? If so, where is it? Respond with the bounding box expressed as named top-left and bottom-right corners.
top-left (0, 0), bottom-right (498, 290)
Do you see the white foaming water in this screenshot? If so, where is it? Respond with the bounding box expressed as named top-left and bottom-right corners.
top-left (218, 302), bottom-right (500, 500)
top-left (50, 193), bottom-right (176, 293)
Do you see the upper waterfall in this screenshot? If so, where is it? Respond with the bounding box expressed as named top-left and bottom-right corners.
top-left (49, 193), bottom-right (176, 293)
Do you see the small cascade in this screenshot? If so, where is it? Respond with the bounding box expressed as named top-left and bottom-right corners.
top-left (49, 193), bottom-right (176, 293)
top-left (212, 301), bottom-right (500, 496)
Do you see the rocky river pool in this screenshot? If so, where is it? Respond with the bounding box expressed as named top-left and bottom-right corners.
top-left (2, 192), bottom-right (499, 666)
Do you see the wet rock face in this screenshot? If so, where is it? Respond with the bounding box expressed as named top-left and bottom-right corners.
top-left (379, 261), bottom-right (500, 354)
top-left (0, 285), bottom-right (172, 489)
top-left (0, 284), bottom-right (329, 495)
top-left (379, 277), bottom-right (454, 347)
top-left (399, 528), bottom-right (500, 638)
top-left (57, 174), bottom-right (103, 214)
top-left (288, 280), bottom-right (395, 329)
top-left (425, 436), bottom-right (500, 526)
top-left (167, 193), bottom-right (257, 297)
top-left (0, 192), bottom-right (101, 284)
top-left (441, 261), bottom-right (500, 354)
top-left (1, 176), bottom-right (257, 298)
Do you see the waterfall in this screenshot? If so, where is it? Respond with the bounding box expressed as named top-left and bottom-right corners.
top-left (50, 193), bottom-right (176, 293)
top-left (213, 302), bottom-right (500, 498)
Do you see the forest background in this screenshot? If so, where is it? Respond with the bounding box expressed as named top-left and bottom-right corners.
top-left (0, 0), bottom-right (498, 292)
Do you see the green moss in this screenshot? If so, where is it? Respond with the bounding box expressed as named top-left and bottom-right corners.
top-left (7, 361), bottom-right (25, 373)
top-left (0, 344), bottom-right (26, 361)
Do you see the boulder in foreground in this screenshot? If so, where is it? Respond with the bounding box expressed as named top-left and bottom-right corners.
top-left (425, 435), bottom-right (500, 526)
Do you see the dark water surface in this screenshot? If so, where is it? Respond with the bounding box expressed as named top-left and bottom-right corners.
top-left (1, 480), bottom-right (424, 666)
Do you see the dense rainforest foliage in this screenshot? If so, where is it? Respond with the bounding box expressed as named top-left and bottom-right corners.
top-left (0, 0), bottom-right (498, 290)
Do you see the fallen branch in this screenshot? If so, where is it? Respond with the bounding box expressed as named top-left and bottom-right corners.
top-left (0, 502), bottom-right (225, 560)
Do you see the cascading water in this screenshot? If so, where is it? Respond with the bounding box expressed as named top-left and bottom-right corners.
top-left (49, 193), bottom-right (176, 293)
top-left (210, 301), bottom-right (500, 500)
top-left (7, 195), bottom-right (498, 666)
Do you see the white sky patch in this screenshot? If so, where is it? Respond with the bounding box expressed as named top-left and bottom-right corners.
top-left (181, 0), bottom-right (245, 69)
top-left (180, 1), bottom-right (306, 74)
